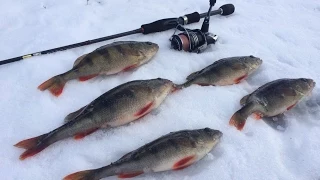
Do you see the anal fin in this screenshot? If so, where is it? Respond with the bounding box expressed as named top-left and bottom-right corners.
top-left (122, 64), bottom-right (138, 72)
top-left (118, 171), bottom-right (144, 178)
top-left (197, 83), bottom-right (210, 86)
top-left (79, 74), bottom-right (98, 81)
top-left (74, 128), bottom-right (99, 140)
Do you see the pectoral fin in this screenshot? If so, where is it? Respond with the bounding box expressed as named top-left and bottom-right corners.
top-left (262, 114), bottom-right (288, 132)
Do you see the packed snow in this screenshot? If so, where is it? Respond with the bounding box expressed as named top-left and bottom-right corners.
top-left (1, 0), bottom-right (320, 179)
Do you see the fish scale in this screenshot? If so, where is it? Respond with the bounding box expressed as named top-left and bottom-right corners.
top-left (38, 41), bottom-right (159, 97)
top-left (15, 78), bottom-right (175, 160)
top-left (182, 56), bottom-right (263, 88)
top-left (229, 78), bottom-right (316, 130)
top-left (63, 128), bottom-right (222, 180)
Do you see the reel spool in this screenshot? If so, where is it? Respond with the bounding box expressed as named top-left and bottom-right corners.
top-left (170, 0), bottom-right (219, 53)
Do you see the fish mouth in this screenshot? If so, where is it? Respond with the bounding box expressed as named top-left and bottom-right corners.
top-left (154, 44), bottom-right (159, 51)
top-left (215, 130), bottom-right (223, 138)
top-left (302, 78), bottom-right (316, 89)
top-left (204, 128), bottom-right (223, 139)
top-left (149, 43), bottom-right (159, 53)
top-left (309, 80), bottom-right (316, 88)
top-left (248, 55), bottom-right (262, 68)
top-left (254, 57), bottom-right (263, 67)
top-left (257, 58), bottom-right (263, 65)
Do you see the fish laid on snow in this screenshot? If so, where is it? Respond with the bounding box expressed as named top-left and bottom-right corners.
top-left (229, 78), bottom-right (315, 130)
top-left (63, 128), bottom-right (222, 180)
top-left (38, 41), bottom-right (159, 96)
top-left (15, 78), bottom-right (175, 160)
top-left (182, 56), bottom-right (262, 88)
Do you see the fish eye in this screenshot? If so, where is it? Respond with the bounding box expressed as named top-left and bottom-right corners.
top-left (146, 42), bottom-right (153, 45)
top-left (249, 55), bottom-right (255, 58)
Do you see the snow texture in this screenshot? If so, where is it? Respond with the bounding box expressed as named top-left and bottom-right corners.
top-left (1, 0), bottom-right (320, 179)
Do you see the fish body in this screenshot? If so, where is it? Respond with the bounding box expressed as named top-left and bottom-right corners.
top-left (63, 128), bottom-right (222, 180)
top-left (15, 78), bottom-right (175, 160)
top-left (229, 78), bottom-right (315, 130)
top-left (183, 56), bottom-right (262, 87)
top-left (38, 41), bottom-right (159, 96)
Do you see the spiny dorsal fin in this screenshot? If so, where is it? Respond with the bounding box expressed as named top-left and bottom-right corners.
top-left (95, 41), bottom-right (138, 51)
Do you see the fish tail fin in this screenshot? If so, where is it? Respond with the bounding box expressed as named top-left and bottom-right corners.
top-left (229, 102), bottom-right (257, 131)
top-left (64, 166), bottom-right (115, 180)
top-left (229, 111), bottom-right (247, 131)
top-left (38, 75), bottom-right (66, 97)
top-left (14, 134), bottom-right (49, 160)
top-left (63, 170), bottom-right (95, 180)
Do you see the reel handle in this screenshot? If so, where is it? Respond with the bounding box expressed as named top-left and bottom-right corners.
top-left (141, 12), bottom-right (200, 34)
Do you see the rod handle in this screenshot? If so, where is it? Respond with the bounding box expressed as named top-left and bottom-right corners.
top-left (141, 18), bottom-right (178, 34)
top-left (141, 12), bottom-right (200, 34)
top-left (220, 4), bottom-right (235, 16)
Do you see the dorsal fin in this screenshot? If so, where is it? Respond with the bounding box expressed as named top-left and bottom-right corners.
top-left (186, 71), bottom-right (200, 80)
top-left (240, 94), bottom-right (251, 106)
top-left (64, 104), bottom-right (93, 123)
top-left (73, 54), bottom-right (87, 67)
top-left (95, 41), bottom-right (138, 51)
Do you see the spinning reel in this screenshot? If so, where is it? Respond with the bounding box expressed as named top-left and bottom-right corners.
top-left (170, 0), bottom-right (219, 53)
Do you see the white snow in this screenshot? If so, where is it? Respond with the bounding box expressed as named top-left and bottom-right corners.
top-left (1, 0), bottom-right (320, 179)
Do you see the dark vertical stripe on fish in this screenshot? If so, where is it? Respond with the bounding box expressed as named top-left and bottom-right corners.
top-left (85, 57), bottom-right (94, 66)
top-left (128, 43), bottom-right (135, 49)
top-left (148, 146), bottom-right (159, 154)
top-left (115, 46), bottom-right (125, 56)
top-left (168, 139), bottom-right (180, 150)
top-left (97, 48), bottom-right (110, 60)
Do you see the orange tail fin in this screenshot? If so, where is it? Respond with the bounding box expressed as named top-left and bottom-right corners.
top-left (38, 75), bottom-right (66, 97)
top-left (229, 112), bottom-right (246, 131)
top-left (64, 170), bottom-right (94, 180)
top-left (229, 102), bottom-right (257, 131)
top-left (14, 134), bottom-right (48, 160)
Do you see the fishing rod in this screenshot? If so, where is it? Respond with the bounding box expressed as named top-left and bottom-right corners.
top-left (0, 4), bottom-right (235, 66)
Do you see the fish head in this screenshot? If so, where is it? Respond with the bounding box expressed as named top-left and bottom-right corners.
top-left (137, 41), bottom-right (159, 60)
top-left (244, 55), bottom-right (263, 70)
top-left (200, 128), bottom-right (223, 143)
top-left (294, 78), bottom-right (316, 94)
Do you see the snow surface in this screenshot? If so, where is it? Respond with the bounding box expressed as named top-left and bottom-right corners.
top-left (1, 0), bottom-right (320, 179)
